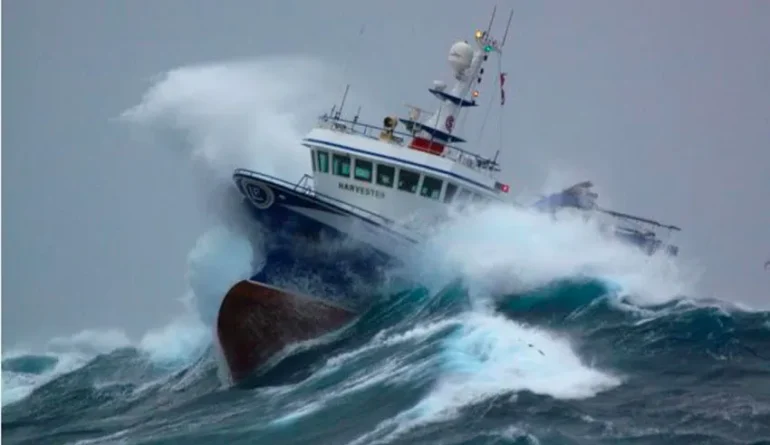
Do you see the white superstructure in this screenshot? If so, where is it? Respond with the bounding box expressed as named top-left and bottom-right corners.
top-left (300, 13), bottom-right (515, 226)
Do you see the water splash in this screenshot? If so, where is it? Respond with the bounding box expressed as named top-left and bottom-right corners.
top-left (120, 55), bottom-right (345, 184)
top-left (408, 201), bottom-right (697, 307)
top-left (3, 56), bottom-right (346, 406)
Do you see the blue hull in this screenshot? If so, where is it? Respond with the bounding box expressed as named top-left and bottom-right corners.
top-left (232, 170), bottom-right (413, 311)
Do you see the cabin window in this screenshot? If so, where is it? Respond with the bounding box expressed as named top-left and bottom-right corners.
top-left (316, 150), bottom-right (329, 173)
top-left (332, 153), bottom-right (351, 177)
top-left (420, 175), bottom-right (443, 200)
top-left (443, 183), bottom-right (458, 203)
top-left (311, 151), bottom-right (317, 172)
top-left (354, 159), bottom-right (373, 182)
top-left (397, 168), bottom-right (420, 193)
top-left (376, 164), bottom-right (395, 187)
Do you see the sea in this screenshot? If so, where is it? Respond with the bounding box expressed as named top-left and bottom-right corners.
top-left (3, 57), bottom-right (770, 445)
top-left (4, 207), bottom-right (770, 445)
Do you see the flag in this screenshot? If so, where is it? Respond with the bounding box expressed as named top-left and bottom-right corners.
top-left (500, 72), bottom-right (507, 106)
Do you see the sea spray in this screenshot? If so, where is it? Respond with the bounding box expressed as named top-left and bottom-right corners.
top-left (406, 201), bottom-right (695, 306)
top-left (121, 55), bottom-right (349, 184)
top-left (3, 56), bottom-right (348, 407)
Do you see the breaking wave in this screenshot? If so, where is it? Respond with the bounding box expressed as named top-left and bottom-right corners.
top-left (4, 57), bottom-right (769, 445)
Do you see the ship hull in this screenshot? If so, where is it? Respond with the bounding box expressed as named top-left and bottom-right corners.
top-left (216, 171), bottom-right (417, 383)
top-left (216, 280), bottom-right (357, 384)
top-left (231, 169), bottom-right (418, 308)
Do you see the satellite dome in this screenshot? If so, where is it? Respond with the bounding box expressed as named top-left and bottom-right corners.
top-left (448, 40), bottom-right (474, 77)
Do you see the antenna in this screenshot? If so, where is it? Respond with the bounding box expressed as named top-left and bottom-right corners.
top-left (476, 7), bottom-right (514, 54)
top-left (500, 9), bottom-right (515, 48)
top-left (335, 84), bottom-right (350, 119)
top-left (485, 5), bottom-right (497, 37)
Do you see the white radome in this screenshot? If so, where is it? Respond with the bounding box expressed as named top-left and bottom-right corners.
top-left (448, 40), bottom-right (474, 77)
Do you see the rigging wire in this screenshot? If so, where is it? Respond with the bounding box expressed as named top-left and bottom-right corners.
top-left (476, 77), bottom-right (496, 145)
top-left (475, 51), bottom-right (507, 163)
top-left (497, 52), bottom-right (505, 162)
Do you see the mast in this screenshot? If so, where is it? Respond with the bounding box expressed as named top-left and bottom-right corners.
top-left (404, 8), bottom-right (514, 155)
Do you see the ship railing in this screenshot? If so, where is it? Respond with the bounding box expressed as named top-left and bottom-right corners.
top-left (234, 169), bottom-right (399, 228)
top-left (315, 114), bottom-right (501, 176)
top-left (294, 173), bottom-right (314, 194)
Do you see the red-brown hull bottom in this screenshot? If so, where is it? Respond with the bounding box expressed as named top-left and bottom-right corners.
top-left (215, 280), bottom-right (357, 384)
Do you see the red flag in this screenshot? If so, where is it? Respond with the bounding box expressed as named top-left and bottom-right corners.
top-left (500, 72), bottom-right (507, 106)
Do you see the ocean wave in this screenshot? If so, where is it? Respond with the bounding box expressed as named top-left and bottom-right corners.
top-left (6, 277), bottom-right (767, 445)
top-left (5, 57), bottom-right (769, 445)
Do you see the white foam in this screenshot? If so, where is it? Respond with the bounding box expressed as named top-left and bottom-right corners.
top-left (2, 328), bottom-right (132, 406)
top-left (347, 311), bottom-right (620, 445)
top-left (320, 318), bottom-right (459, 372)
top-left (439, 312), bottom-right (620, 400)
top-left (46, 328), bottom-right (132, 355)
top-left (137, 317), bottom-right (210, 369)
top-left (183, 225), bottom-right (257, 326)
top-left (1, 317), bottom-right (221, 407)
top-left (269, 400), bottom-right (325, 426)
top-left (265, 318), bottom-right (455, 427)
top-left (130, 224), bottom-right (264, 383)
top-left (120, 55), bottom-right (345, 184)
top-left (119, 55), bottom-right (349, 328)
top-left (410, 202), bottom-right (697, 306)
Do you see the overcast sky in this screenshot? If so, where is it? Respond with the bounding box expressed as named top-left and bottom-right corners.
top-left (3, 0), bottom-right (769, 348)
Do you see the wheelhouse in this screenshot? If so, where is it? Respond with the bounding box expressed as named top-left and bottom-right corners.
top-left (308, 144), bottom-right (496, 207)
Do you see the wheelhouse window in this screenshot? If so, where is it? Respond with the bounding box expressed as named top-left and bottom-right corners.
top-left (354, 158), bottom-right (373, 182)
top-left (420, 175), bottom-right (443, 200)
top-left (397, 168), bottom-right (420, 193)
top-left (332, 153), bottom-right (351, 177)
top-left (443, 183), bottom-right (458, 203)
top-left (376, 164), bottom-right (395, 187)
top-left (311, 151), bottom-right (317, 172)
top-left (316, 150), bottom-right (329, 173)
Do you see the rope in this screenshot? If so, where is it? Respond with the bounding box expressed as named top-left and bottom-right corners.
top-left (497, 53), bottom-right (505, 160)
top-left (476, 71), bottom-right (497, 143)
top-left (476, 52), bottom-right (506, 161)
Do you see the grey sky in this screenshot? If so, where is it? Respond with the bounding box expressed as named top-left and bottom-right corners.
top-left (3, 0), bottom-right (769, 348)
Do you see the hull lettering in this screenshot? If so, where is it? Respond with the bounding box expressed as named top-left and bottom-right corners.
top-left (338, 182), bottom-right (386, 199)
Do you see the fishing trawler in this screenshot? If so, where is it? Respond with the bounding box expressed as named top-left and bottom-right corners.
top-left (216, 10), bottom-right (682, 384)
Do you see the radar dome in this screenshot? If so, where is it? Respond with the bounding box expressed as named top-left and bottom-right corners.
top-left (448, 40), bottom-right (474, 76)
